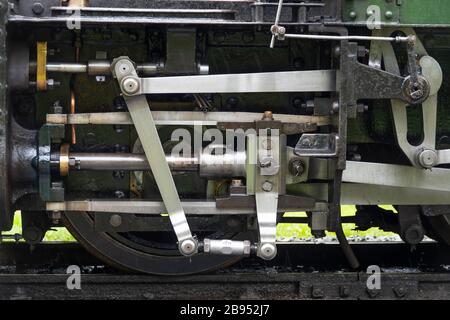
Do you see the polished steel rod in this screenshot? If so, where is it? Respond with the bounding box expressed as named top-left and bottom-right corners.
top-left (68, 152), bottom-right (247, 178)
top-left (70, 153), bottom-right (199, 171)
top-left (46, 62), bottom-right (163, 76)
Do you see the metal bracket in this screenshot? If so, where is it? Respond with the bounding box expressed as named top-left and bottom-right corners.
top-left (269, 6), bottom-right (430, 109)
top-left (371, 28), bottom-right (446, 169)
top-left (294, 134), bottom-right (339, 157)
top-left (397, 206), bottom-right (425, 245)
top-left (269, 0), bottom-right (413, 46)
top-left (38, 124), bottom-right (65, 202)
top-left (112, 57), bottom-right (197, 256)
top-left (254, 131), bottom-right (286, 260)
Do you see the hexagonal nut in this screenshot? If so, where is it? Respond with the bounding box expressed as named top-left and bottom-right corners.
top-left (418, 149), bottom-right (438, 169)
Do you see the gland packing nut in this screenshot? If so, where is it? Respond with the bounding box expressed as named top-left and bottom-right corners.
top-left (59, 143), bottom-right (70, 177)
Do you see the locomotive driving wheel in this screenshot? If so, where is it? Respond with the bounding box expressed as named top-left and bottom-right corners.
top-left (422, 206), bottom-right (450, 246)
top-left (63, 212), bottom-right (251, 275)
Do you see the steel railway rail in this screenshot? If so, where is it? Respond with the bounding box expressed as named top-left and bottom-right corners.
top-left (0, 242), bottom-right (449, 300)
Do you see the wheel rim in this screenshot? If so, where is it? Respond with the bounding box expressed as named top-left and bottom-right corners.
top-left (63, 212), bottom-right (249, 275)
top-left (424, 212), bottom-right (450, 245)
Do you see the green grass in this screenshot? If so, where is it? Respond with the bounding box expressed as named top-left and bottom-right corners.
top-left (277, 205), bottom-right (397, 239)
top-left (5, 206), bottom-right (397, 242)
top-left (9, 211), bottom-right (75, 242)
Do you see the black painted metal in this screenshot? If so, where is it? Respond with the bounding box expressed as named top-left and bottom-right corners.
top-left (2, 0), bottom-right (450, 277)
top-left (1, 241), bottom-right (450, 271)
top-left (0, 0), bottom-right (11, 231)
top-left (8, 0), bottom-right (339, 25)
top-left (0, 242), bottom-right (449, 300)
top-left (1, 272), bottom-right (450, 300)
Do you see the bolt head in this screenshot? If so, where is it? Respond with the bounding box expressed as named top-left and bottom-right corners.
top-left (271, 25), bottom-right (285, 36)
top-left (289, 159), bottom-right (305, 177)
top-left (393, 287), bottom-right (407, 298)
top-left (340, 286), bottom-right (350, 298)
top-left (32, 3), bottom-right (45, 15)
top-left (179, 239), bottom-right (197, 256)
top-left (332, 101), bottom-right (340, 114)
top-left (261, 181), bottom-right (273, 192)
top-left (115, 60), bottom-right (133, 76)
top-left (262, 111), bottom-right (274, 121)
top-left (109, 214), bottom-right (122, 228)
top-left (418, 149), bottom-right (438, 168)
top-left (121, 77), bottom-right (140, 95)
top-left (259, 243), bottom-right (277, 260)
top-left (385, 11), bottom-right (393, 19)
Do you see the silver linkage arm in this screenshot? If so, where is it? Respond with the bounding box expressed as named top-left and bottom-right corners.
top-left (118, 70), bottom-right (337, 96)
top-left (371, 28), bottom-right (446, 169)
top-left (112, 57), bottom-right (197, 256)
top-left (252, 133), bottom-right (286, 260)
top-left (111, 57), bottom-right (328, 260)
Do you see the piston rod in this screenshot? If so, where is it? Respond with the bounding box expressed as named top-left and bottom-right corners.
top-left (69, 153), bottom-right (198, 171)
top-left (65, 152), bottom-right (247, 178)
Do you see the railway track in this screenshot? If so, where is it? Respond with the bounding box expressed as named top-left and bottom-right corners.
top-left (0, 241), bottom-right (449, 300)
